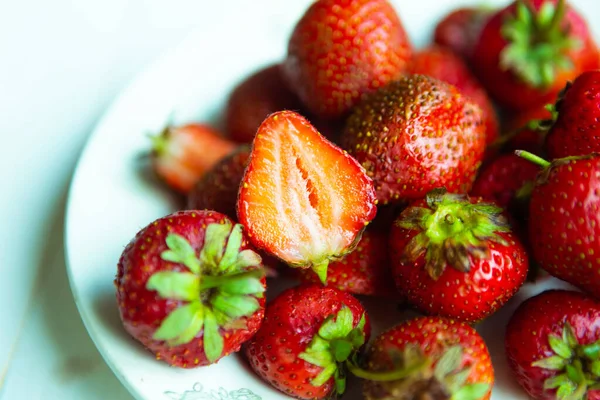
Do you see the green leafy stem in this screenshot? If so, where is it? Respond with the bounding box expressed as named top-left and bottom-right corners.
top-left (145, 222), bottom-right (264, 363)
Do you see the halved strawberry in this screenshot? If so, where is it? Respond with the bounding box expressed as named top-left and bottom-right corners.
top-left (237, 111), bottom-right (377, 283)
top-left (151, 123), bottom-right (236, 193)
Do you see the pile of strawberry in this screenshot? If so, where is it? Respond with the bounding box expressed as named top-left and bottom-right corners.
top-left (114, 0), bottom-right (600, 399)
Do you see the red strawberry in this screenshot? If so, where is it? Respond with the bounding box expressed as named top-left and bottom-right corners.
top-left (115, 210), bottom-right (266, 368)
top-left (520, 151), bottom-right (600, 297)
top-left (505, 289), bottom-right (600, 400)
top-left (225, 65), bottom-right (303, 144)
top-left (545, 70), bottom-right (600, 158)
top-left (472, 0), bottom-right (599, 112)
top-left (187, 146), bottom-right (249, 218)
top-left (294, 227), bottom-right (397, 298)
top-left (470, 153), bottom-right (541, 270)
top-left (433, 7), bottom-right (493, 61)
top-left (389, 188), bottom-right (529, 323)
top-left (237, 111), bottom-right (377, 283)
top-left (500, 104), bottom-right (554, 155)
top-left (470, 153), bottom-right (540, 210)
top-left (282, 0), bottom-right (412, 119)
top-left (361, 316), bottom-right (494, 400)
top-left (244, 284), bottom-right (370, 399)
top-left (150, 123), bottom-right (236, 193)
top-left (407, 45), bottom-right (499, 148)
top-left (341, 74), bottom-right (486, 206)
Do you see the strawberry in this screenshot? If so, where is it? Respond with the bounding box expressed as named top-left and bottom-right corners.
top-left (407, 45), bottom-right (499, 148)
top-left (505, 289), bottom-right (600, 400)
top-left (237, 111), bottom-right (377, 283)
top-left (225, 65), bottom-right (302, 144)
top-left (470, 153), bottom-right (541, 268)
top-left (519, 151), bottom-right (600, 297)
top-left (472, 0), bottom-right (599, 112)
top-left (545, 70), bottom-right (600, 158)
top-left (282, 0), bottom-right (412, 119)
top-left (361, 316), bottom-right (494, 400)
top-left (470, 153), bottom-right (540, 210)
top-left (341, 74), bottom-right (486, 206)
top-left (389, 188), bottom-right (529, 323)
top-left (187, 146), bottom-right (249, 219)
top-left (294, 227), bottom-right (397, 298)
top-left (244, 284), bottom-right (370, 399)
top-left (115, 210), bottom-right (266, 368)
top-left (470, 154), bottom-right (541, 278)
top-left (433, 7), bottom-right (493, 61)
top-left (150, 123), bottom-right (236, 193)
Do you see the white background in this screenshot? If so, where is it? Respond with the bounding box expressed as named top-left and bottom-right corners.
top-left (0, 1), bottom-right (217, 398)
top-left (0, 0), bottom-right (598, 399)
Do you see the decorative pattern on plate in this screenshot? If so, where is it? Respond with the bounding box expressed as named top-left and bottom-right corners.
top-left (165, 383), bottom-right (262, 400)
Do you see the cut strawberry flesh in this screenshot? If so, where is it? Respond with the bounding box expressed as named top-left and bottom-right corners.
top-left (238, 111), bottom-right (377, 277)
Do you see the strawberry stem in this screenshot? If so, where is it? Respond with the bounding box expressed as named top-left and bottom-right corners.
top-left (515, 150), bottom-right (551, 168)
top-left (147, 222), bottom-right (265, 362)
top-left (396, 189), bottom-right (510, 280)
top-left (312, 259), bottom-right (330, 284)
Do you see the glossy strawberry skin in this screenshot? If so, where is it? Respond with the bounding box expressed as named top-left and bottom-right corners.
top-left (433, 7), bottom-right (492, 61)
top-left (408, 46), bottom-right (499, 148)
top-left (295, 228), bottom-right (397, 298)
top-left (244, 285), bottom-right (370, 399)
top-left (283, 0), bottom-right (412, 119)
top-left (341, 74), bottom-right (486, 205)
top-left (470, 154), bottom-right (540, 262)
top-left (187, 146), bottom-right (249, 218)
top-left (473, 0), bottom-right (599, 112)
top-left (528, 155), bottom-right (600, 296)
top-left (115, 210), bottom-right (265, 368)
top-left (225, 65), bottom-right (302, 144)
top-left (545, 70), bottom-right (600, 158)
top-left (363, 317), bottom-right (494, 400)
top-left (390, 198), bottom-right (529, 323)
top-left (470, 153), bottom-right (540, 210)
top-left (505, 290), bottom-right (600, 400)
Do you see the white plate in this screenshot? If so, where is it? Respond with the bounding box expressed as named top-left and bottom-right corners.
top-left (64, 1), bottom-right (597, 399)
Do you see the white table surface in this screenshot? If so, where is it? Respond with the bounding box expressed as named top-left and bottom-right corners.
top-left (0, 1), bottom-right (217, 398)
top-left (2, 0), bottom-right (598, 399)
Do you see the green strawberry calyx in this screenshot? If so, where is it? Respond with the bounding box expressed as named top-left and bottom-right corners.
top-left (500, 0), bottom-right (581, 88)
top-left (145, 221), bottom-right (265, 363)
top-left (360, 345), bottom-right (490, 400)
top-left (148, 120), bottom-right (178, 157)
top-left (532, 322), bottom-right (600, 399)
top-left (298, 307), bottom-right (368, 395)
top-left (396, 188), bottom-right (510, 280)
